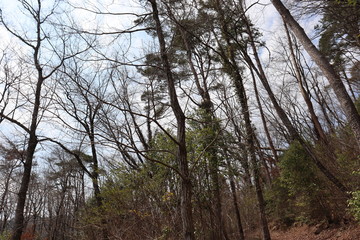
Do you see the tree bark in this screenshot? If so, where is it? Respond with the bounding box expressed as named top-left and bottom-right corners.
top-left (178, 24), bottom-right (227, 240)
top-left (232, 66), bottom-right (271, 240)
top-left (283, 22), bottom-right (328, 143)
top-left (149, 1), bottom-right (195, 239)
top-left (224, 152), bottom-right (245, 240)
top-left (11, 72), bottom-right (43, 240)
top-left (11, 13), bottom-right (44, 237)
top-left (250, 67), bottom-right (279, 164)
top-left (270, 0), bottom-right (360, 148)
top-left (215, 1), bottom-right (271, 238)
top-left (242, 14), bottom-right (349, 195)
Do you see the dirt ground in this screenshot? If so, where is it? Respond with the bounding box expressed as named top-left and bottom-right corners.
top-left (247, 223), bottom-right (360, 240)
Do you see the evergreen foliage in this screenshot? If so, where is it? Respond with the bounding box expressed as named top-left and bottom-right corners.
top-left (0, 0), bottom-right (360, 239)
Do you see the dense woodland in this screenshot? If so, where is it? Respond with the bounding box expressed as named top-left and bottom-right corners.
top-left (0, 0), bottom-right (359, 239)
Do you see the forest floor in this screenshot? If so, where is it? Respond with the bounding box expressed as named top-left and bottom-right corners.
top-left (247, 223), bottom-right (360, 240)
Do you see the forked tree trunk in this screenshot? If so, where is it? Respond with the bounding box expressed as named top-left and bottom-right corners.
top-left (11, 35), bottom-right (44, 240)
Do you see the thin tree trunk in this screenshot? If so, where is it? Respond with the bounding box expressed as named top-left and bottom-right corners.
top-left (1, 214), bottom-right (8, 235)
top-left (250, 67), bottom-right (279, 163)
top-left (242, 14), bottom-right (349, 195)
top-left (11, 46), bottom-right (43, 240)
top-left (284, 23), bottom-right (328, 143)
top-left (178, 24), bottom-right (227, 240)
top-left (215, 2), bottom-right (271, 238)
top-left (222, 90), bottom-right (252, 186)
top-left (224, 155), bottom-right (245, 240)
top-left (149, 1), bottom-right (195, 239)
top-left (89, 134), bottom-right (109, 240)
top-left (343, 70), bottom-right (356, 102)
top-left (234, 67), bottom-right (271, 240)
top-left (284, 21), bottom-right (350, 186)
top-left (0, 168), bottom-right (14, 233)
top-left (270, 0), bottom-right (360, 147)
top-left (233, 69), bottom-right (271, 240)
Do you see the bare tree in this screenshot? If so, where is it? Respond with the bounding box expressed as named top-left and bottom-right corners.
top-left (270, 0), bottom-right (360, 147)
top-left (44, 147), bottom-right (86, 240)
top-left (0, 1), bottom-right (85, 238)
top-left (0, 140), bottom-right (24, 234)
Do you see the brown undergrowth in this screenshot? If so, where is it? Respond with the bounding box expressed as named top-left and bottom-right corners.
top-left (246, 223), bottom-right (360, 240)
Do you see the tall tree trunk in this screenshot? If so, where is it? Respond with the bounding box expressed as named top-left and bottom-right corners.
top-left (232, 66), bottom-right (271, 240)
top-left (89, 134), bottom-right (109, 240)
top-left (270, 0), bottom-right (360, 147)
top-left (224, 150), bottom-right (245, 240)
top-left (241, 14), bottom-right (349, 195)
top-left (178, 24), bottom-right (227, 239)
top-left (215, 1), bottom-right (271, 238)
top-left (283, 23), bottom-right (328, 143)
top-left (11, 21), bottom-right (44, 238)
top-left (149, 1), bottom-right (195, 239)
top-left (250, 67), bottom-right (279, 163)
top-left (222, 90), bottom-right (253, 186)
top-left (11, 78), bottom-right (43, 240)
top-left (283, 22), bottom-right (348, 177)
top-left (0, 167), bottom-right (14, 233)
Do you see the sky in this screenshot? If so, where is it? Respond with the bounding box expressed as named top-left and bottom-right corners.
top-left (0, 0), bottom-right (323, 156)
top-left (0, 0), bottom-right (321, 63)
